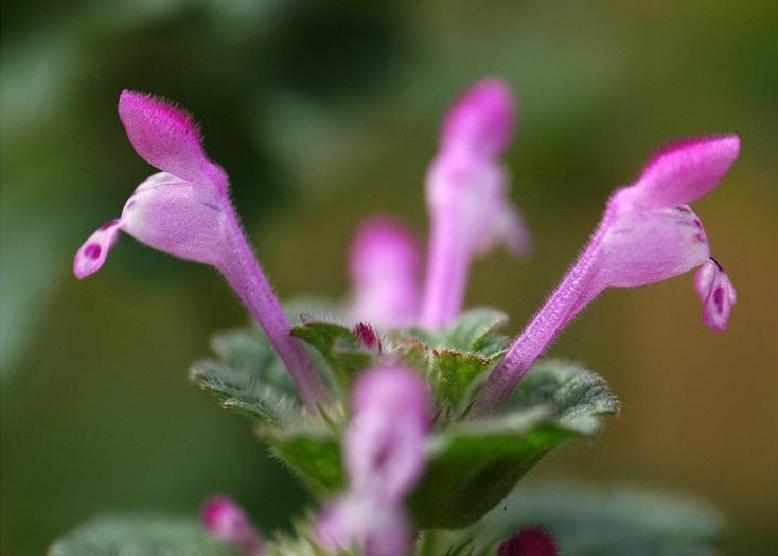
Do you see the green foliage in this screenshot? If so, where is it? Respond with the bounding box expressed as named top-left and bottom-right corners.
top-left (409, 415), bottom-right (569, 529)
top-left (467, 483), bottom-right (724, 556)
top-left (437, 308), bottom-right (510, 354)
top-left (408, 360), bottom-right (619, 529)
top-left (191, 309), bottom-right (620, 533)
top-left (384, 309), bottom-right (511, 415)
top-left (254, 359), bottom-right (618, 530)
top-left (191, 326), bottom-right (308, 427)
top-left (191, 360), bottom-right (302, 427)
top-left (290, 320), bottom-right (372, 390)
top-left (48, 515), bottom-right (234, 556)
top-left (507, 359), bottom-right (621, 435)
top-left (210, 327), bottom-right (297, 395)
top-left (268, 428), bottom-right (345, 494)
top-left (429, 349), bottom-right (503, 412)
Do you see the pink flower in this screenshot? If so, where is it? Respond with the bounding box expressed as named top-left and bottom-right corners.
top-left (73, 91), bottom-right (327, 412)
top-left (421, 78), bottom-right (532, 329)
top-left (497, 527), bottom-right (558, 556)
top-left (349, 217), bottom-right (421, 329)
top-left (695, 258), bottom-right (737, 332)
top-left (476, 136), bottom-right (740, 410)
top-left (201, 497), bottom-right (264, 556)
top-left (318, 366), bottom-right (429, 556)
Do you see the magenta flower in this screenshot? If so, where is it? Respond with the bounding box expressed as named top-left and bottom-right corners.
top-left (201, 497), bottom-right (265, 556)
top-left (318, 366), bottom-right (429, 556)
top-left (420, 78), bottom-right (532, 330)
top-left (695, 258), bottom-right (737, 332)
top-left (349, 217), bottom-right (421, 329)
top-left (497, 527), bottom-right (558, 556)
top-left (476, 136), bottom-right (740, 410)
top-left (73, 91), bottom-right (327, 412)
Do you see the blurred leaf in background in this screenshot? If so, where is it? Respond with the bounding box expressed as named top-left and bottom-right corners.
top-left (1, 1), bottom-right (776, 555)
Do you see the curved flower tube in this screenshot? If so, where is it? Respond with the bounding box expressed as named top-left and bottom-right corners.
top-left (317, 366), bottom-right (429, 556)
top-left (73, 91), bottom-right (327, 412)
top-left (349, 217), bottom-right (421, 329)
top-left (476, 136), bottom-right (740, 411)
top-left (420, 78), bottom-right (532, 330)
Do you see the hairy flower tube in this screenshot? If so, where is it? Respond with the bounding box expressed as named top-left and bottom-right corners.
top-left (317, 366), bottom-right (429, 556)
top-left (420, 78), bottom-right (532, 330)
top-left (349, 217), bottom-right (421, 329)
top-left (73, 91), bottom-right (327, 412)
top-left (201, 497), bottom-right (265, 556)
top-left (476, 136), bottom-right (740, 411)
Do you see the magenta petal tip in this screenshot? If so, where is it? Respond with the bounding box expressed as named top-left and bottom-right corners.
top-left (73, 219), bottom-right (122, 279)
top-left (201, 497), bottom-right (264, 556)
top-left (118, 89), bottom-right (219, 186)
top-left (441, 77), bottom-right (516, 157)
top-left (635, 135), bottom-right (740, 208)
top-left (349, 216), bottom-right (421, 328)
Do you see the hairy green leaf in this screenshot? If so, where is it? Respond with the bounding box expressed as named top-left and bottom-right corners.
top-left (191, 360), bottom-right (302, 427)
top-left (267, 430), bottom-right (344, 494)
top-left (266, 361), bottom-right (619, 530)
top-left (210, 327), bottom-right (295, 394)
top-left (290, 320), bottom-right (373, 389)
top-left (409, 409), bottom-right (569, 529)
top-left (48, 515), bottom-right (233, 556)
top-left (430, 350), bottom-right (501, 410)
top-left (439, 308), bottom-right (510, 352)
top-left (507, 359), bottom-right (621, 435)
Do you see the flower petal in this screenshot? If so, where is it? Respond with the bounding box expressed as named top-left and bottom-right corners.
top-left (73, 219), bottom-right (122, 279)
top-left (597, 205), bottom-right (710, 289)
top-left (349, 217), bottom-right (421, 328)
top-left (118, 90), bottom-right (227, 190)
top-left (498, 527), bottom-right (558, 556)
top-left (631, 135), bottom-right (739, 208)
top-left (695, 259), bottom-right (736, 332)
top-left (348, 367), bottom-right (429, 502)
top-left (441, 78), bottom-right (515, 157)
top-left (120, 172), bottom-right (228, 266)
top-left (201, 497), bottom-right (264, 556)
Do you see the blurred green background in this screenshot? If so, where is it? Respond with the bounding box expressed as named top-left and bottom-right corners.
top-left (1, 1), bottom-right (776, 555)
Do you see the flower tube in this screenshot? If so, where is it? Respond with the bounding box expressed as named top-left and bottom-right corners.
top-left (73, 91), bottom-right (327, 412)
top-left (317, 366), bottom-right (429, 556)
top-left (349, 217), bottom-right (421, 329)
top-left (420, 78), bottom-right (532, 329)
top-left (476, 136), bottom-right (740, 411)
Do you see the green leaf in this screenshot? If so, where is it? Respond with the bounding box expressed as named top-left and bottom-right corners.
top-left (267, 428), bottom-right (345, 494)
top-left (265, 361), bottom-right (619, 531)
top-left (408, 408), bottom-right (570, 529)
top-left (48, 515), bottom-right (234, 556)
top-left (191, 360), bottom-right (302, 427)
top-left (506, 359), bottom-right (621, 435)
top-left (409, 360), bottom-right (619, 529)
top-left (439, 308), bottom-right (509, 352)
top-left (290, 320), bottom-right (373, 389)
top-left (390, 310), bottom-right (511, 412)
top-left (210, 327), bottom-right (296, 394)
top-left (430, 350), bottom-right (502, 410)
top-left (471, 482), bottom-right (724, 556)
